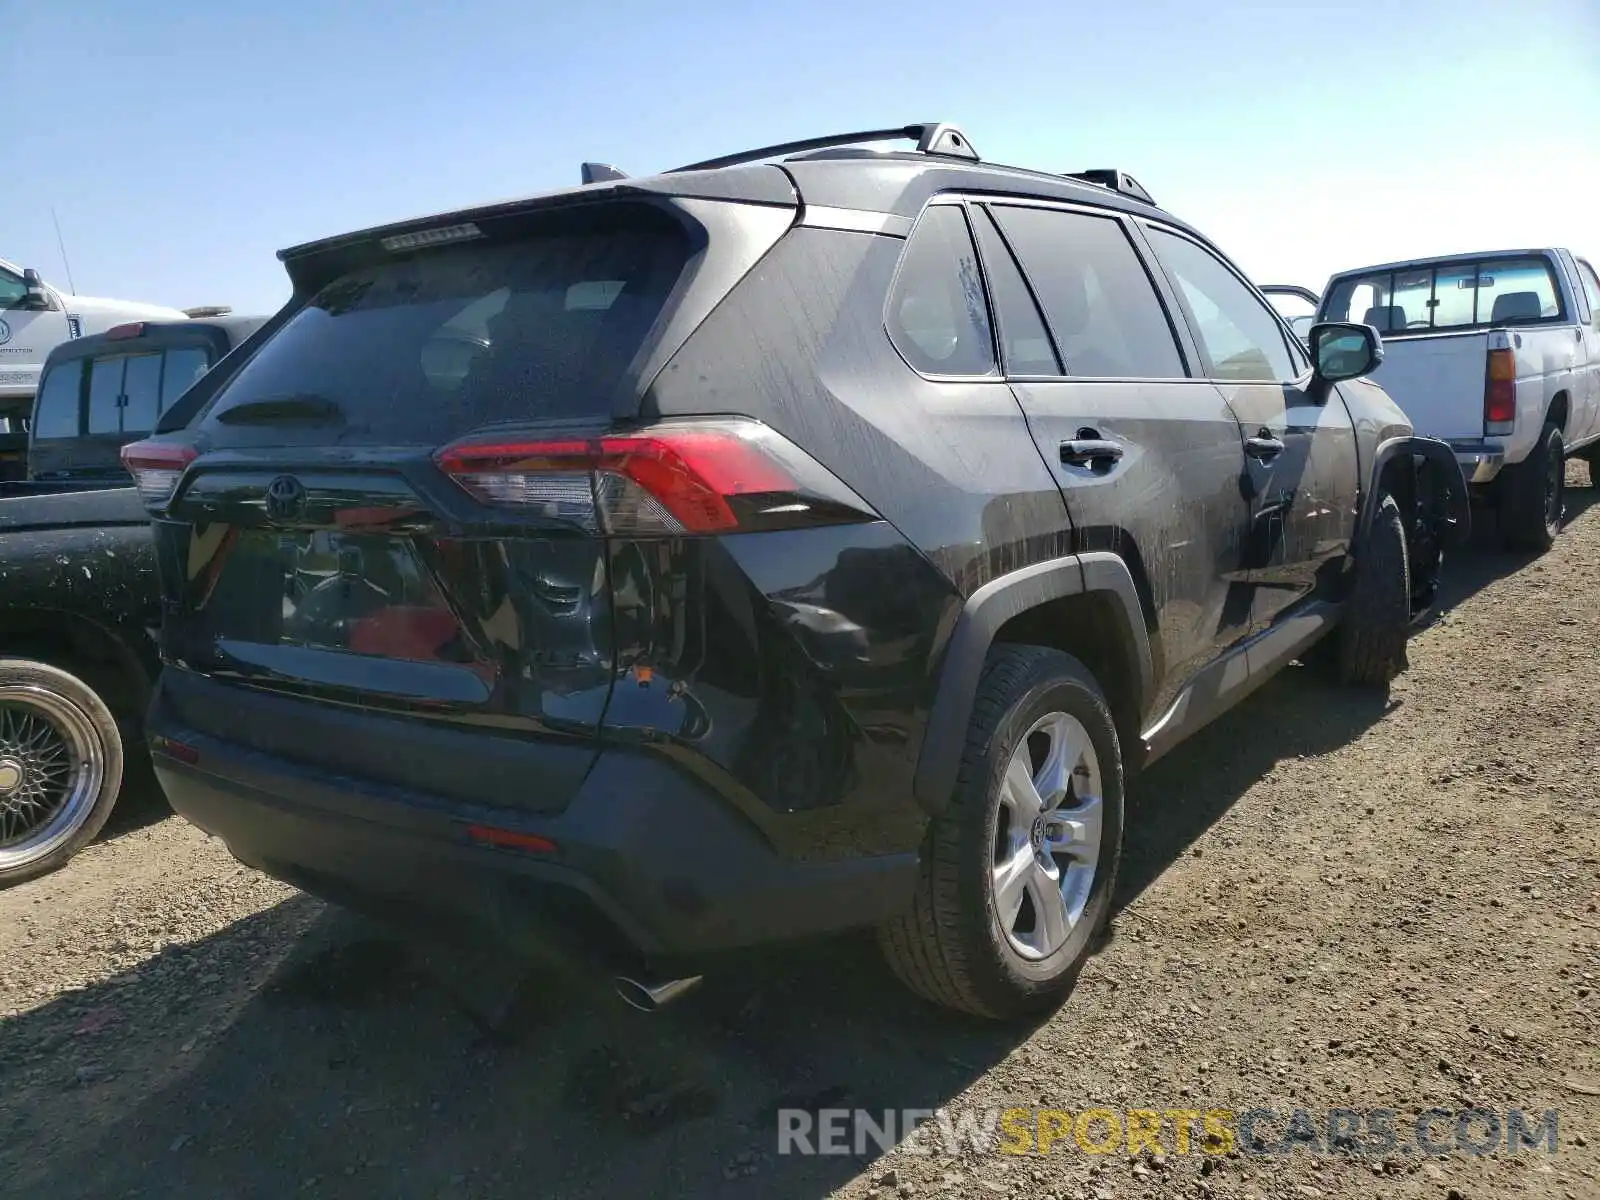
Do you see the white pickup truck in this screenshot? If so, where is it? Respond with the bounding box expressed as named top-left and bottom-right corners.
top-left (1309, 248), bottom-right (1600, 552)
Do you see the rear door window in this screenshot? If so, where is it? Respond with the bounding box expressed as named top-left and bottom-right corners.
top-left (971, 207), bottom-right (1060, 375)
top-left (33, 359), bottom-right (83, 439)
top-left (198, 203), bottom-right (692, 444)
top-left (990, 206), bottom-right (1187, 380)
top-left (886, 205), bottom-right (997, 377)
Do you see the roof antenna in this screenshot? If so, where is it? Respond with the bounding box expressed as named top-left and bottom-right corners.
top-left (51, 204), bottom-right (77, 294)
top-left (581, 162), bottom-right (628, 184)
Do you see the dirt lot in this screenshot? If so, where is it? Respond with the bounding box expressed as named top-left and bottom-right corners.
top-left (2, 468), bottom-right (1596, 1200)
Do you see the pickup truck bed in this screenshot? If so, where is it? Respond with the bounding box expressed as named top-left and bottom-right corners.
top-left (1, 484), bottom-right (163, 885)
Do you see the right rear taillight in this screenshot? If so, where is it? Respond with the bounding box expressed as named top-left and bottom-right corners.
top-left (120, 439), bottom-right (198, 508)
top-left (434, 418), bottom-right (877, 536)
top-left (1484, 347), bottom-right (1517, 433)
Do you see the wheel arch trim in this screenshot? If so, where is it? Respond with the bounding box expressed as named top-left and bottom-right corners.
top-left (1360, 435), bottom-right (1472, 548)
top-left (912, 552), bottom-right (1153, 813)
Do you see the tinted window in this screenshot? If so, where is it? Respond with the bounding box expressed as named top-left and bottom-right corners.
top-left (162, 346), bottom-right (212, 409)
top-left (1323, 256), bottom-right (1564, 331)
top-left (120, 353), bottom-right (165, 434)
top-left (972, 208), bottom-right (1060, 375)
top-left (991, 207), bottom-right (1185, 379)
top-left (1147, 229), bottom-right (1296, 382)
top-left (87, 357), bottom-right (126, 435)
top-left (34, 360), bottom-right (83, 438)
top-left (201, 204), bottom-right (690, 443)
top-left (887, 205), bottom-right (996, 376)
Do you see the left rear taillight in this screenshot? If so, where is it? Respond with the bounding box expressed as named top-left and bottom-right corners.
top-left (434, 418), bottom-right (878, 535)
top-left (120, 439), bottom-right (197, 508)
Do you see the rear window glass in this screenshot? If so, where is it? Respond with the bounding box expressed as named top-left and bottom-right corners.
top-left (199, 205), bottom-right (690, 443)
top-left (1324, 256), bottom-right (1563, 332)
top-left (34, 359), bottom-right (83, 439)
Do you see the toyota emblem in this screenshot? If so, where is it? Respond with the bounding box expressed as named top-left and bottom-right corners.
top-left (263, 475), bottom-right (308, 523)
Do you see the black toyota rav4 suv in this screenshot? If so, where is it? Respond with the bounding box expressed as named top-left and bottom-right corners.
top-left (123, 124), bottom-right (1466, 1019)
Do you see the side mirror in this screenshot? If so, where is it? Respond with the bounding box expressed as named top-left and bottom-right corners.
top-left (20, 268), bottom-right (53, 311)
top-left (1310, 321), bottom-right (1383, 385)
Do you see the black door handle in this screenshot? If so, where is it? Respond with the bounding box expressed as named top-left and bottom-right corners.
top-left (1244, 434), bottom-right (1285, 461)
top-left (1060, 438), bottom-right (1124, 468)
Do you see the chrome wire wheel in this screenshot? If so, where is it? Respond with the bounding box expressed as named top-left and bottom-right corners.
top-left (0, 685), bottom-right (108, 873)
top-left (990, 710), bottom-right (1103, 960)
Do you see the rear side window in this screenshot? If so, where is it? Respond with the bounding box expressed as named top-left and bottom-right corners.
top-left (887, 205), bottom-right (996, 377)
top-left (199, 204), bottom-right (691, 443)
top-left (1146, 229), bottom-right (1296, 383)
top-left (33, 359), bottom-right (83, 439)
top-left (991, 206), bottom-right (1186, 379)
top-left (1323, 256), bottom-right (1564, 331)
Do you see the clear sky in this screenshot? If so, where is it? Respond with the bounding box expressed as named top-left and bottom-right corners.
top-left (5, 0), bottom-right (1596, 316)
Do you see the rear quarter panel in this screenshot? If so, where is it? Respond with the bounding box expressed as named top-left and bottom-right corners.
top-left (1512, 326), bottom-right (1585, 461)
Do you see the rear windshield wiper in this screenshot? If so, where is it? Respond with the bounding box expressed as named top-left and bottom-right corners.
top-left (214, 393), bottom-right (346, 425)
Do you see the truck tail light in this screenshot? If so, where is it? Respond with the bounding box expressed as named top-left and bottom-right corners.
top-left (105, 322), bottom-right (146, 341)
top-left (1484, 348), bottom-right (1517, 432)
top-left (434, 419), bottom-right (877, 536)
top-left (120, 439), bottom-right (198, 508)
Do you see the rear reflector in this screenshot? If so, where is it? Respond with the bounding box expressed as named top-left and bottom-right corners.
top-left (464, 824), bottom-right (558, 854)
top-left (105, 322), bottom-right (146, 340)
top-left (120, 439), bottom-right (198, 507)
top-left (435, 419), bottom-right (875, 535)
top-left (150, 734), bottom-right (201, 765)
top-left (1484, 348), bottom-right (1517, 429)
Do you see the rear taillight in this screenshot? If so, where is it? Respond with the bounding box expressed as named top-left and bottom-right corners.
top-left (434, 419), bottom-right (876, 535)
top-left (1484, 347), bottom-right (1517, 432)
top-left (105, 322), bottom-right (146, 340)
top-left (120, 439), bottom-right (198, 507)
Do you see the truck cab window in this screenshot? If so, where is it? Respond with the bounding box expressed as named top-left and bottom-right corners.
top-left (34, 360), bottom-right (84, 438)
top-left (0, 268), bottom-right (26, 308)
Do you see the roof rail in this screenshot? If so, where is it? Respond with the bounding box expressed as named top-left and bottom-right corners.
top-left (581, 162), bottom-right (628, 184)
top-left (1066, 169), bottom-right (1155, 206)
top-left (181, 305), bottom-right (232, 318)
top-left (669, 122), bottom-right (980, 174)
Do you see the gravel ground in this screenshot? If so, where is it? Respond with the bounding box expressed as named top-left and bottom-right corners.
top-left (1, 466), bottom-right (1596, 1200)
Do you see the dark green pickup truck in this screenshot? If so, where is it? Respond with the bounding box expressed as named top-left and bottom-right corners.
top-left (1, 314), bottom-right (266, 884)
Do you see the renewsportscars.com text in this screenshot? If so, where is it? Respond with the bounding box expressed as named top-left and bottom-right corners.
top-left (776, 1106), bottom-right (1562, 1159)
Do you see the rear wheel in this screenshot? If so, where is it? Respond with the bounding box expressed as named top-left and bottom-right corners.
top-left (1501, 422), bottom-right (1564, 552)
top-left (1336, 492), bottom-right (1411, 688)
top-left (0, 658), bottom-right (124, 888)
top-left (879, 646), bottom-right (1124, 1020)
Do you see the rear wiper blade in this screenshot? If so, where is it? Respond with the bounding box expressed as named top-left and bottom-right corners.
top-left (214, 394), bottom-right (345, 425)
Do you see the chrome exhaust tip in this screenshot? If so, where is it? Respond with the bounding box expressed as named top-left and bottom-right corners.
top-left (614, 974), bottom-right (704, 1012)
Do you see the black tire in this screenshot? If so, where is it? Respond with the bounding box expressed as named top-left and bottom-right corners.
top-left (1500, 422), bottom-right (1564, 552)
top-left (1336, 493), bottom-right (1411, 688)
top-left (0, 657), bottom-right (125, 888)
top-left (878, 646), bottom-right (1124, 1020)
top-left (1587, 450), bottom-right (1600, 490)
